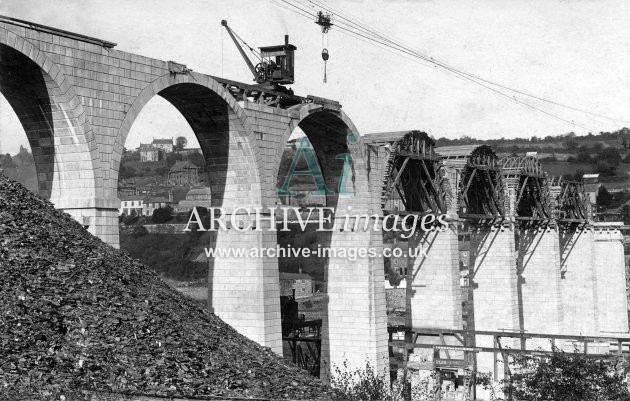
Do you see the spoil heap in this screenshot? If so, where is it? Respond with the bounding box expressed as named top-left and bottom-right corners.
top-left (0, 175), bottom-right (331, 400)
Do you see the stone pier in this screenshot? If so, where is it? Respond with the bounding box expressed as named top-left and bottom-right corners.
top-left (516, 226), bottom-right (563, 335)
top-left (406, 227), bottom-right (462, 330)
top-left (559, 228), bottom-right (599, 336)
top-left (208, 214), bottom-right (282, 354)
top-left (593, 224), bottom-right (629, 335)
top-left (469, 224), bottom-right (520, 380)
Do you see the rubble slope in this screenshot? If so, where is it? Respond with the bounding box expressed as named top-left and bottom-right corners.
top-left (0, 175), bottom-right (331, 400)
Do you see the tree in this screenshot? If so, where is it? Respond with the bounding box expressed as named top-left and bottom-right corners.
top-left (506, 347), bottom-right (630, 401)
top-left (175, 136), bottom-right (188, 151)
top-left (118, 164), bottom-right (136, 180)
top-left (122, 148), bottom-right (140, 162)
top-left (597, 185), bottom-right (613, 208)
top-left (188, 152), bottom-right (205, 168)
top-left (0, 153), bottom-right (15, 168)
top-left (122, 212), bottom-right (139, 225)
top-left (564, 137), bottom-right (578, 151)
top-left (620, 204), bottom-right (630, 225)
top-left (166, 152), bottom-right (183, 167)
top-left (576, 146), bottom-right (591, 163)
top-left (14, 145), bottom-right (34, 167)
top-left (152, 206), bottom-right (172, 224)
top-left (155, 166), bottom-right (169, 177)
top-left (593, 147), bottom-right (621, 176)
top-left (131, 225), bottom-right (148, 238)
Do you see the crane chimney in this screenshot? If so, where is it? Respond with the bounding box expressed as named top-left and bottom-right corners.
top-left (285, 35), bottom-right (289, 46)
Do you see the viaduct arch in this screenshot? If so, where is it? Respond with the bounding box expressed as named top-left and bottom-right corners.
top-left (113, 73), bottom-right (263, 209)
top-left (273, 103), bottom-right (389, 378)
top-left (0, 26), bottom-right (101, 233)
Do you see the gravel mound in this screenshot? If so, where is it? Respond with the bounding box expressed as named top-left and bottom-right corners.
top-left (0, 174), bottom-right (331, 400)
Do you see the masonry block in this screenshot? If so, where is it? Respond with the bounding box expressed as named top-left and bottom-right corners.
top-left (208, 216), bottom-right (282, 354)
top-left (559, 228), bottom-right (598, 336)
top-left (593, 226), bottom-right (629, 335)
top-left (406, 227), bottom-right (462, 330)
top-left (470, 224), bottom-right (520, 381)
top-left (322, 221), bottom-right (389, 381)
top-left (517, 226), bottom-right (563, 335)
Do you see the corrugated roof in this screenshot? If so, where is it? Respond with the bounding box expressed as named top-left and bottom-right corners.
top-left (361, 131), bottom-right (412, 144)
top-left (435, 145), bottom-right (480, 158)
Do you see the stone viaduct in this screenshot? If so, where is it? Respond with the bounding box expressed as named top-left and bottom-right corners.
top-left (1, 15), bottom-right (627, 380)
top-left (0, 15), bottom-right (388, 378)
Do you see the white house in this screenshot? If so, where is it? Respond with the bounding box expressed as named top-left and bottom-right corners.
top-left (119, 195), bottom-right (144, 216)
top-left (152, 138), bottom-right (174, 153)
top-left (138, 143), bottom-right (161, 162)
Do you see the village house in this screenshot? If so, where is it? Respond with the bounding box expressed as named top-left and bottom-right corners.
top-left (175, 187), bottom-right (212, 213)
top-left (151, 138), bottom-right (174, 153)
top-left (138, 143), bottom-right (162, 162)
top-left (119, 194), bottom-right (145, 216)
top-left (279, 270), bottom-right (313, 299)
top-left (142, 194), bottom-right (174, 216)
top-left (583, 173), bottom-right (600, 204)
top-left (168, 160), bottom-right (200, 186)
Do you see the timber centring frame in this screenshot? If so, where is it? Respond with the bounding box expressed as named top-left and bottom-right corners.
top-left (458, 145), bottom-right (505, 220)
top-left (500, 156), bottom-right (552, 224)
top-left (381, 131), bottom-right (449, 215)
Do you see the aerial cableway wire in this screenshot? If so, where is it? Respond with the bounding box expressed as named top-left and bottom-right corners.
top-left (298, 0), bottom-right (630, 126)
top-left (273, 0), bottom-right (629, 131)
top-left (275, 0), bottom-right (594, 130)
top-left (270, 1), bottom-right (592, 136)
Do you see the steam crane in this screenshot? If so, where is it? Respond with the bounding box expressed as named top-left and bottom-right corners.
top-left (221, 20), bottom-right (296, 93)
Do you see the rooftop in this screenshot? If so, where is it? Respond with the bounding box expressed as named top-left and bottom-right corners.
top-left (280, 272), bottom-right (312, 281)
top-left (146, 196), bottom-right (171, 204)
top-left (152, 138), bottom-right (173, 145)
top-left (119, 194), bottom-right (145, 201)
top-left (186, 187), bottom-right (211, 196)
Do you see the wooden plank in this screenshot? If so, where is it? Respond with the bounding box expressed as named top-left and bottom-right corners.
top-left (393, 327), bottom-right (630, 342)
top-left (516, 176), bottom-right (529, 209)
top-left (420, 159), bottom-right (446, 212)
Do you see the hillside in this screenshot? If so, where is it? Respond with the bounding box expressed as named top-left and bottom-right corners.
top-left (0, 174), bottom-right (331, 400)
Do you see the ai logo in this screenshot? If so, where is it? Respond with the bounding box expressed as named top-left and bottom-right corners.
top-left (277, 132), bottom-right (360, 197)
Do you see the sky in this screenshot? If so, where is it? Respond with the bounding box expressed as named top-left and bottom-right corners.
top-left (1, 0), bottom-right (629, 154)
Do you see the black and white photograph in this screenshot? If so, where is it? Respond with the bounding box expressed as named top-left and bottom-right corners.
top-left (1, 1), bottom-right (630, 400)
